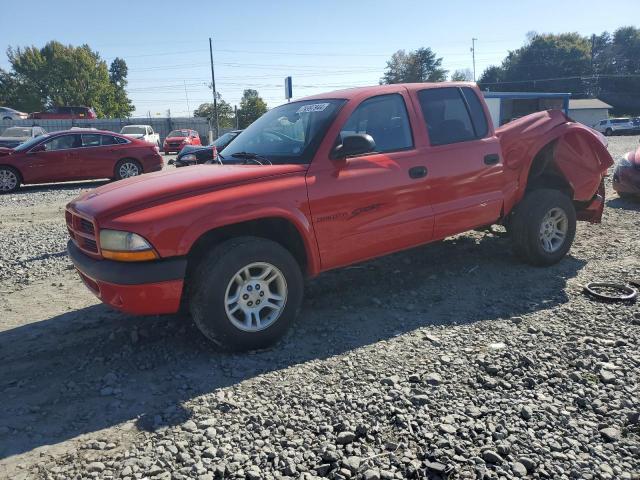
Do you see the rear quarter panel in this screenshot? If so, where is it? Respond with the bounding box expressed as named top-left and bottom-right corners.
top-left (496, 110), bottom-right (613, 213)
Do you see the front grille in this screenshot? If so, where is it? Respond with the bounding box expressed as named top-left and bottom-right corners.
top-left (80, 218), bottom-right (95, 235)
top-left (66, 209), bottom-right (100, 257)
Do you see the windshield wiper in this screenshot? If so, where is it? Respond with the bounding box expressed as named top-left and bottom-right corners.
top-left (231, 152), bottom-right (272, 165)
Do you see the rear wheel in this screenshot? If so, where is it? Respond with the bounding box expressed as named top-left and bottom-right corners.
top-left (0, 166), bottom-right (21, 193)
top-left (114, 159), bottom-right (142, 180)
top-left (510, 189), bottom-right (576, 266)
top-left (189, 237), bottom-right (303, 351)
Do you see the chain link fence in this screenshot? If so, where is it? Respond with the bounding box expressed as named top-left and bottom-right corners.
top-left (0, 117), bottom-right (234, 145)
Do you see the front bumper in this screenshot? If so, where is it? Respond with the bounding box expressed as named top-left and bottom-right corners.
top-left (68, 240), bottom-right (186, 315)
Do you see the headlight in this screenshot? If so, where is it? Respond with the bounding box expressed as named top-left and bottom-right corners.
top-left (99, 229), bottom-right (158, 262)
top-left (180, 154), bottom-right (197, 162)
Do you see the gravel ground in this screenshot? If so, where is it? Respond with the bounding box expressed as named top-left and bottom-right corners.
top-left (0, 141), bottom-right (638, 480)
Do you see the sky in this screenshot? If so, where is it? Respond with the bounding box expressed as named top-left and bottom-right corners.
top-left (1, 0), bottom-right (639, 117)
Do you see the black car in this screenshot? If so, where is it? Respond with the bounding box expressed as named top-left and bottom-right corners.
top-left (172, 130), bottom-right (242, 168)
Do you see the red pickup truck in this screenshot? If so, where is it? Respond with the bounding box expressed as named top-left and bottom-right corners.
top-left (66, 83), bottom-right (613, 350)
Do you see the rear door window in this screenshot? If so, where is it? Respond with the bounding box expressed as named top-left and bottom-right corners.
top-left (81, 134), bottom-right (101, 147)
top-left (461, 88), bottom-right (488, 138)
top-left (100, 135), bottom-right (118, 145)
top-left (418, 87), bottom-right (478, 146)
top-left (339, 94), bottom-right (413, 153)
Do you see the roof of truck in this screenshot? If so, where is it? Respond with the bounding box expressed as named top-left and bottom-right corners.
top-left (298, 82), bottom-right (477, 102)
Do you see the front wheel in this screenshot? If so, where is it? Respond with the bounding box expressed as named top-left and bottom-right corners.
top-left (114, 159), bottom-right (142, 180)
top-left (189, 237), bottom-right (303, 351)
top-left (0, 166), bottom-right (21, 193)
top-left (605, 128), bottom-right (613, 136)
top-left (510, 189), bottom-right (576, 266)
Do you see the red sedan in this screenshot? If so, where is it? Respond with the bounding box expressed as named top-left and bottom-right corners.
top-left (0, 129), bottom-right (163, 193)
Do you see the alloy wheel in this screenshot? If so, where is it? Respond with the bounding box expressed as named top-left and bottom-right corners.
top-left (0, 169), bottom-right (18, 192)
top-left (119, 162), bottom-right (140, 178)
top-left (539, 207), bottom-right (568, 253)
top-left (224, 262), bottom-right (288, 332)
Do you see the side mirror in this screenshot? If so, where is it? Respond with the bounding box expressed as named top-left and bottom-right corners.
top-left (332, 134), bottom-right (375, 159)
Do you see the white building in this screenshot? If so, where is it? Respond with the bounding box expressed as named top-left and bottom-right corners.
top-left (568, 99), bottom-right (612, 127)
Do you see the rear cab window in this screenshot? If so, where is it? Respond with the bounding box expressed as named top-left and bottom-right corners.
top-left (418, 87), bottom-right (489, 146)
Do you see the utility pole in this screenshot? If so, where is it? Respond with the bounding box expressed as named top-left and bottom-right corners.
top-left (471, 38), bottom-right (478, 82)
top-left (209, 37), bottom-right (219, 139)
top-left (183, 80), bottom-right (190, 117)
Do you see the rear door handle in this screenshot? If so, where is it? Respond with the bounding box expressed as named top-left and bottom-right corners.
top-left (484, 154), bottom-right (500, 165)
top-left (408, 166), bottom-right (428, 179)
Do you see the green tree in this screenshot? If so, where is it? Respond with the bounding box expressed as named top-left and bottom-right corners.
top-left (237, 89), bottom-right (267, 128)
top-left (478, 33), bottom-right (591, 93)
top-left (451, 69), bottom-right (473, 82)
top-left (381, 48), bottom-right (447, 84)
top-left (3, 41), bottom-right (134, 117)
top-left (193, 94), bottom-right (235, 128)
top-left (477, 28), bottom-right (640, 113)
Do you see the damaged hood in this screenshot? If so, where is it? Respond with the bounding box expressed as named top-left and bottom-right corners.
top-left (68, 164), bottom-right (307, 219)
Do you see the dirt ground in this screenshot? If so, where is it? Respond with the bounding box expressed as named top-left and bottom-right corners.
top-left (0, 142), bottom-right (639, 480)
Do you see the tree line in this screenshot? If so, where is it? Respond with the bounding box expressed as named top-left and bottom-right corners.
top-left (380, 26), bottom-right (640, 114)
top-left (2, 28), bottom-right (639, 120)
top-left (193, 89), bottom-right (267, 129)
top-left (0, 41), bottom-right (134, 118)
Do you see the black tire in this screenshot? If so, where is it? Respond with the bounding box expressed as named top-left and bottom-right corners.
top-left (510, 189), bottom-right (576, 266)
top-left (189, 236), bottom-right (303, 351)
top-left (0, 166), bottom-right (21, 193)
top-left (605, 128), bottom-right (613, 136)
top-left (114, 158), bottom-right (142, 180)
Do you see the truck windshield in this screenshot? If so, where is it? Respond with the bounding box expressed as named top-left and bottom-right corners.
top-left (222, 99), bottom-right (345, 164)
top-left (168, 130), bottom-right (189, 137)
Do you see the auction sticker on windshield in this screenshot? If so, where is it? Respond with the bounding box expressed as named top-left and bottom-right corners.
top-left (297, 103), bottom-right (330, 113)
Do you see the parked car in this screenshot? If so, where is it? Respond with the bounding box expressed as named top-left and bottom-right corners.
top-left (0, 126), bottom-right (47, 148)
top-left (593, 118), bottom-right (636, 136)
top-left (0, 107), bottom-right (29, 121)
top-left (172, 145), bottom-right (218, 168)
top-left (162, 129), bottom-right (201, 153)
top-left (632, 117), bottom-right (640, 133)
top-left (171, 130), bottom-right (242, 167)
top-left (66, 83), bottom-right (612, 350)
top-left (120, 125), bottom-right (160, 147)
top-left (29, 106), bottom-right (97, 120)
top-left (213, 130), bottom-right (242, 152)
top-left (0, 129), bottom-right (162, 193)
top-left (612, 144), bottom-right (640, 199)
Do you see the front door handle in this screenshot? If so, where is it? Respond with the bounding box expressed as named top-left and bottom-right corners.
top-left (409, 166), bottom-right (428, 179)
top-left (484, 154), bottom-right (500, 165)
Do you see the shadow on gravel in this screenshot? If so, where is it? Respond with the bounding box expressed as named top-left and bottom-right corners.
top-left (13, 180), bottom-right (109, 194)
top-left (0, 232), bottom-right (586, 458)
top-left (606, 197), bottom-right (640, 211)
